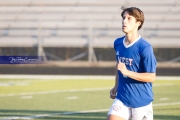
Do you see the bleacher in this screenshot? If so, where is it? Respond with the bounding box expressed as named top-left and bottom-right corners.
top-left (0, 0), bottom-right (179, 48)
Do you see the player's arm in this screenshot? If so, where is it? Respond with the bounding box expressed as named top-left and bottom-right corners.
top-left (117, 62), bottom-right (155, 82)
top-left (110, 63), bottom-right (118, 99)
top-left (114, 63), bottom-right (119, 87)
top-left (118, 45), bottom-right (156, 82)
top-left (126, 70), bottom-right (155, 82)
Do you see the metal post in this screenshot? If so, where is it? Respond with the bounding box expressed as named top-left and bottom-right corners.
top-left (38, 7), bottom-right (47, 62)
top-left (88, 16), bottom-right (93, 62)
top-left (38, 15), bottom-right (42, 57)
top-left (88, 16), bottom-right (97, 62)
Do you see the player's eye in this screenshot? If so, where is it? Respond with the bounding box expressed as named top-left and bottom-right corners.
top-left (128, 17), bottom-right (132, 20)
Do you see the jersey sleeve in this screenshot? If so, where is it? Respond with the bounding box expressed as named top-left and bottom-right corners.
top-left (141, 46), bottom-right (157, 73)
top-left (114, 39), bottom-right (119, 63)
top-left (114, 39), bottom-right (117, 50)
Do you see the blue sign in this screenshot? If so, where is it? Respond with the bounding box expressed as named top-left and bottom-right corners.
top-left (0, 56), bottom-right (44, 64)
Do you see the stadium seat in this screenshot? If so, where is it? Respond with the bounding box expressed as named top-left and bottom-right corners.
top-left (0, 0), bottom-right (179, 48)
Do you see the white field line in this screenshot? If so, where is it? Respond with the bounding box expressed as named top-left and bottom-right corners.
top-left (0, 75), bottom-right (114, 80)
top-left (153, 102), bottom-right (180, 106)
top-left (0, 83), bottom-right (175, 97)
top-left (153, 83), bottom-right (174, 87)
top-left (0, 75), bottom-right (180, 80)
top-left (1, 102), bottom-right (180, 120)
top-left (0, 87), bottom-right (111, 97)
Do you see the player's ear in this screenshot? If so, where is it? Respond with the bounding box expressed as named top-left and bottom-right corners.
top-left (137, 21), bottom-right (141, 26)
top-left (136, 21), bottom-right (141, 29)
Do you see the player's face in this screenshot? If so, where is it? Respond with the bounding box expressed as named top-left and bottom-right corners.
top-left (122, 11), bottom-right (140, 34)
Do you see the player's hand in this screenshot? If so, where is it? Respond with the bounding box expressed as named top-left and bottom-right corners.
top-left (117, 62), bottom-right (129, 76)
top-left (110, 86), bottom-right (117, 99)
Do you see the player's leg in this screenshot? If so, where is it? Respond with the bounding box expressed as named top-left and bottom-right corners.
top-left (107, 114), bottom-right (126, 120)
top-left (107, 99), bottom-right (131, 120)
top-left (131, 102), bottom-right (153, 120)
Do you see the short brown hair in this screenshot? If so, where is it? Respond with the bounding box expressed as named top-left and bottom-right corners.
top-left (121, 7), bottom-right (144, 30)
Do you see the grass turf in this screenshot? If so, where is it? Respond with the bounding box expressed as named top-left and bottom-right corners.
top-left (0, 78), bottom-right (179, 120)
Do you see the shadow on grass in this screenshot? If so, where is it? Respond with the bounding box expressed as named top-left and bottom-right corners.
top-left (0, 109), bottom-right (107, 120)
top-left (0, 110), bottom-right (180, 120)
top-left (154, 115), bottom-right (180, 120)
top-left (39, 112), bottom-right (107, 120)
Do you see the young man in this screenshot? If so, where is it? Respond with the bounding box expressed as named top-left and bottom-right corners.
top-left (107, 7), bottom-right (156, 120)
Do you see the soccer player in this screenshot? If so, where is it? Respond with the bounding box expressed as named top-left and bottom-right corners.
top-left (107, 7), bottom-right (156, 120)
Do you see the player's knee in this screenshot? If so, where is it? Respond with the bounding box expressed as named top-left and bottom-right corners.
top-left (107, 114), bottom-right (126, 120)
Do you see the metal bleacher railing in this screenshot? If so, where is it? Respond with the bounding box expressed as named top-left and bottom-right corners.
top-left (0, 0), bottom-right (179, 62)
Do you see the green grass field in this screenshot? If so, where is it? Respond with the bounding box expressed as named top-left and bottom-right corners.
top-left (0, 76), bottom-right (180, 120)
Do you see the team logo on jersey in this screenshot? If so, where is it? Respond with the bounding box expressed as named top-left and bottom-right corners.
top-left (116, 51), bottom-right (119, 55)
top-left (113, 105), bottom-right (121, 112)
top-left (117, 56), bottom-right (133, 66)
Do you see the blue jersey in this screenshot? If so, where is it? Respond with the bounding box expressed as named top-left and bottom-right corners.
top-left (114, 36), bottom-right (156, 108)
